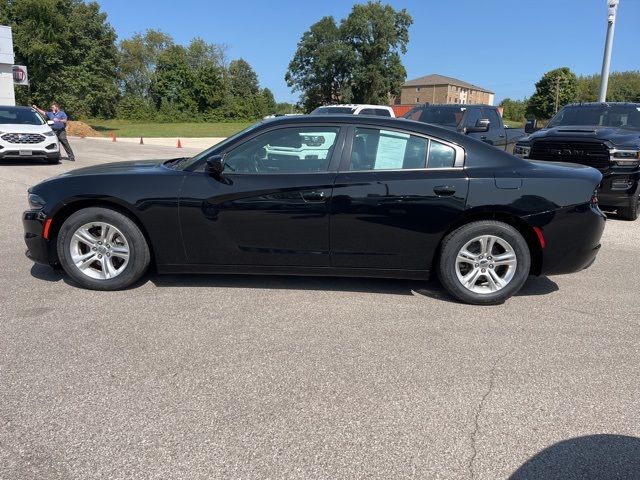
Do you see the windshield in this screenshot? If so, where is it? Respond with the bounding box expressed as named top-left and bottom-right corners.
top-left (404, 106), bottom-right (465, 127)
top-left (0, 107), bottom-right (45, 125)
top-left (171, 121), bottom-right (264, 170)
top-left (311, 107), bottom-right (356, 115)
top-left (547, 104), bottom-right (640, 130)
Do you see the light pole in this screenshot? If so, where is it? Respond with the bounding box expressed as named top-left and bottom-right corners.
top-left (598, 0), bottom-right (620, 102)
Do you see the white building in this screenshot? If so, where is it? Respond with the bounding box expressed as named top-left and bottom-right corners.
top-left (0, 26), bottom-right (15, 106)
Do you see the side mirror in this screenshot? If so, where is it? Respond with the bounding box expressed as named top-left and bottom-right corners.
top-left (205, 155), bottom-right (225, 176)
top-left (467, 118), bottom-right (490, 133)
top-left (525, 118), bottom-right (538, 134)
top-left (47, 120), bottom-right (55, 126)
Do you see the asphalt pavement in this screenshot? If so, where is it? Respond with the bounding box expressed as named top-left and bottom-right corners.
top-left (1, 138), bottom-right (639, 479)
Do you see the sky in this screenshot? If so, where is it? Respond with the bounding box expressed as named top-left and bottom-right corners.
top-left (96, 0), bottom-right (640, 104)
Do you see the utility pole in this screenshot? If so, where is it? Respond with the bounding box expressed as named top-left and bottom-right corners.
top-left (598, 0), bottom-right (620, 102)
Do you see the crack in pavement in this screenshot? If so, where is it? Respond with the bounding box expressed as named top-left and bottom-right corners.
top-left (467, 352), bottom-right (507, 480)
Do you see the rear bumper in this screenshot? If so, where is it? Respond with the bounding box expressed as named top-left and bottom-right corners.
top-left (23, 209), bottom-right (54, 265)
top-left (529, 203), bottom-right (606, 276)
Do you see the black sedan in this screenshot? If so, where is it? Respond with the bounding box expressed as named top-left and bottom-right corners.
top-left (23, 115), bottom-right (605, 304)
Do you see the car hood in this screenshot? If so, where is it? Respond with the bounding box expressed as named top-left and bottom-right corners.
top-left (0, 123), bottom-right (52, 134)
top-left (528, 126), bottom-right (640, 147)
top-left (56, 159), bottom-right (168, 177)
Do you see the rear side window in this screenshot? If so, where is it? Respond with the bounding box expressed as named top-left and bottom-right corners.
top-left (427, 141), bottom-right (456, 168)
top-left (349, 128), bottom-right (428, 170)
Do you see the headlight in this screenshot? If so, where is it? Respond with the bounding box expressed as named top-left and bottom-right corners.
top-left (513, 145), bottom-right (531, 158)
top-left (44, 131), bottom-right (56, 137)
top-left (610, 149), bottom-right (640, 166)
top-left (28, 193), bottom-right (46, 209)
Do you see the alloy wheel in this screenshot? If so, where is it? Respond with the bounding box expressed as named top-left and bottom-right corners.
top-left (455, 234), bottom-right (517, 294)
top-left (69, 222), bottom-right (130, 280)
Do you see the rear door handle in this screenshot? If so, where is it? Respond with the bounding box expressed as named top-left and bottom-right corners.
top-left (301, 191), bottom-right (326, 202)
top-left (434, 185), bottom-right (456, 196)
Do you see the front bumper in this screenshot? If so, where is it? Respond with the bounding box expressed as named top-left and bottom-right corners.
top-left (530, 203), bottom-right (606, 276)
top-left (0, 140), bottom-right (59, 159)
top-left (597, 169), bottom-right (640, 207)
top-left (23, 209), bottom-right (55, 265)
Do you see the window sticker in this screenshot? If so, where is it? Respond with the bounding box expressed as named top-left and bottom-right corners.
top-left (375, 130), bottom-right (410, 169)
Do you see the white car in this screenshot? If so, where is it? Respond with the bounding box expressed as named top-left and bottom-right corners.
top-left (0, 105), bottom-right (60, 164)
top-left (310, 104), bottom-right (396, 117)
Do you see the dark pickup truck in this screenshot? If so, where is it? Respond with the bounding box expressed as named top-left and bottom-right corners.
top-left (403, 104), bottom-right (526, 153)
top-left (515, 102), bottom-right (640, 220)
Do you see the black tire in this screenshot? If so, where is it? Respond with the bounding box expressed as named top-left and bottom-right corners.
top-left (438, 221), bottom-right (531, 305)
top-left (617, 194), bottom-right (639, 221)
top-left (46, 155), bottom-right (61, 165)
top-left (57, 207), bottom-right (150, 290)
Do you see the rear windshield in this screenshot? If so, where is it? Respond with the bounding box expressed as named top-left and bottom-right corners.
top-left (547, 104), bottom-right (640, 129)
top-left (311, 107), bottom-right (356, 115)
top-left (404, 106), bottom-right (465, 127)
top-left (0, 107), bottom-right (45, 125)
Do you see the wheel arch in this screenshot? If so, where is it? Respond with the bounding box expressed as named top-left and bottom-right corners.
top-left (47, 200), bottom-right (155, 267)
top-left (432, 209), bottom-right (543, 276)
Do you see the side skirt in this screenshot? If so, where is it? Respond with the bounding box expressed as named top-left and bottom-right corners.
top-left (157, 264), bottom-right (430, 281)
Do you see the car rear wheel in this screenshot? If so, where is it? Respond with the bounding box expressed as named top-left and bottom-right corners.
top-left (438, 221), bottom-right (531, 305)
top-left (57, 207), bottom-right (150, 290)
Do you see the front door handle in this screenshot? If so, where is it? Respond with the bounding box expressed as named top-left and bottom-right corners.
top-left (301, 191), bottom-right (326, 202)
top-left (434, 185), bottom-right (456, 196)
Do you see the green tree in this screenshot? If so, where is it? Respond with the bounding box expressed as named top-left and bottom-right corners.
top-left (149, 45), bottom-right (197, 117)
top-left (118, 29), bottom-right (173, 99)
top-left (286, 2), bottom-right (412, 111)
top-left (9, 0), bottom-right (118, 117)
top-left (577, 71), bottom-right (640, 103)
top-left (341, 1), bottom-right (412, 104)
top-left (527, 67), bottom-right (578, 119)
top-left (500, 98), bottom-right (528, 122)
top-left (285, 16), bottom-right (354, 111)
top-left (223, 58), bottom-right (263, 119)
top-left (260, 88), bottom-right (277, 115)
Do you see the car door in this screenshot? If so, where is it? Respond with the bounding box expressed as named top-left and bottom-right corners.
top-left (179, 125), bottom-right (344, 267)
top-left (481, 107), bottom-right (508, 150)
top-left (330, 125), bottom-right (469, 271)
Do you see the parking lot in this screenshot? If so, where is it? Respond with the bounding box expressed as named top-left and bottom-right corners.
top-left (1, 138), bottom-right (639, 479)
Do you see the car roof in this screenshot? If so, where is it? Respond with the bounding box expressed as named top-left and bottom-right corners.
top-left (318, 104), bottom-right (393, 109)
top-left (408, 104), bottom-right (492, 108)
top-left (260, 114), bottom-right (467, 139)
top-left (0, 105), bottom-right (36, 111)
top-left (563, 102), bottom-right (640, 107)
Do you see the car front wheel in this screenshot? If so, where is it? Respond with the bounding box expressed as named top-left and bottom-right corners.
top-left (438, 221), bottom-right (531, 305)
top-left (57, 207), bottom-right (150, 290)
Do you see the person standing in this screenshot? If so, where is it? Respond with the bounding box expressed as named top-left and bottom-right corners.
top-left (32, 102), bottom-right (76, 161)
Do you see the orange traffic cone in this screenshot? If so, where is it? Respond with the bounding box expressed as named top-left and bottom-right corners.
top-left (177, 139), bottom-right (182, 148)
top-left (139, 136), bottom-right (144, 145)
top-left (110, 132), bottom-right (116, 142)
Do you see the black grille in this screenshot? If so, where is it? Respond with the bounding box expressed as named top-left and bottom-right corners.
top-left (529, 140), bottom-right (611, 171)
top-left (1, 133), bottom-right (46, 144)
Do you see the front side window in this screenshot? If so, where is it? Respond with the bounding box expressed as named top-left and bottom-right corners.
top-left (349, 128), bottom-right (428, 171)
top-left (483, 108), bottom-right (502, 130)
top-left (224, 126), bottom-right (340, 174)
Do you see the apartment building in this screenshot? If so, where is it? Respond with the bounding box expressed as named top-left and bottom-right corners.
top-left (398, 74), bottom-right (494, 106)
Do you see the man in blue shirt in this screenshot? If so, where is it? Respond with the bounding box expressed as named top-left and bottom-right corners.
top-left (33, 102), bottom-right (76, 161)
